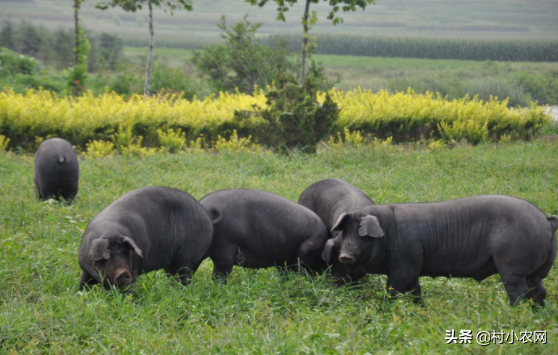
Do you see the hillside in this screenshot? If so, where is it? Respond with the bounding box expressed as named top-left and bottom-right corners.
top-left (1, 0), bottom-right (557, 48)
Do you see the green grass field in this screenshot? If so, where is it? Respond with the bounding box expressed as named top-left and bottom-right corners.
top-left (1, 141), bottom-right (558, 353)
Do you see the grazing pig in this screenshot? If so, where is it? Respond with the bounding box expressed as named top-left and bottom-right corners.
top-left (78, 186), bottom-right (213, 290)
top-left (298, 178), bottom-right (374, 283)
top-left (199, 189), bottom-right (329, 282)
top-left (333, 195), bottom-right (558, 306)
top-left (34, 138), bottom-right (79, 201)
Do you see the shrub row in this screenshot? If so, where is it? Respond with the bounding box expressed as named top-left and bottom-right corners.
top-left (261, 35), bottom-right (558, 62)
top-left (0, 87), bottom-right (550, 152)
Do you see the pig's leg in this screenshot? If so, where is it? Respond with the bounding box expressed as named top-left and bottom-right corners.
top-left (297, 235), bottom-right (327, 272)
top-left (209, 244), bottom-right (238, 284)
top-left (79, 271), bottom-right (98, 290)
top-left (386, 267), bottom-right (421, 301)
top-left (526, 277), bottom-right (546, 307)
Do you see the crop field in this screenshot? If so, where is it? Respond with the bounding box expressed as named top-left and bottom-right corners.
top-left (1, 141), bottom-right (558, 353)
top-left (1, 0), bottom-right (558, 48)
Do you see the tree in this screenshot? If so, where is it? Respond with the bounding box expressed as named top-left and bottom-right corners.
top-left (247, 0), bottom-right (375, 84)
top-left (99, 33), bottom-right (124, 70)
top-left (0, 21), bottom-right (16, 50)
top-left (96, 0), bottom-right (193, 96)
top-left (68, 0), bottom-right (91, 95)
top-left (74, 1), bottom-right (83, 66)
top-left (18, 22), bottom-right (42, 57)
top-left (52, 29), bottom-right (75, 69)
top-left (234, 70), bottom-right (339, 153)
top-left (191, 16), bottom-right (296, 94)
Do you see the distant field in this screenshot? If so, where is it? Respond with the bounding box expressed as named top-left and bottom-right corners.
top-left (1, 0), bottom-right (557, 48)
top-left (122, 47), bottom-right (558, 105)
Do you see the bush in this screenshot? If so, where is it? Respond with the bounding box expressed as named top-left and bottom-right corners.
top-left (235, 71), bottom-right (339, 153)
top-left (0, 47), bottom-right (42, 76)
top-left (191, 16), bottom-right (296, 94)
top-left (328, 128), bottom-right (364, 148)
top-left (0, 86), bottom-right (550, 152)
top-left (150, 64), bottom-right (198, 100)
top-left (98, 33), bottom-right (123, 70)
top-left (85, 140), bottom-right (115, 158)
top-left (0, 134), bottom-right (9, 151)
top-left (157, 128), bottom-right (186, 153)
top-left (333, 88), bottom-right (550, 144)
top-left (214, 129), bottom-right (261, 153)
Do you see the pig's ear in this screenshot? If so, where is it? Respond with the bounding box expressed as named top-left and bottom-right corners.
top-left (89, 238), bottom-right (110, 261)
top-left (358, 215), bottom-right (384, 238)
top-left (208, 207), bottom-right (222, 224)
top-left (121, 236), bottom-right (143, 258)
top-left (331, 213), bottom-right (351, 231)
top-left (321, 238), bottom-right (335, 264)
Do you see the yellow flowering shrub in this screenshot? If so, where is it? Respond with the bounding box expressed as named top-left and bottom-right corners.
top-left (0, 134), bottom-right (9, 151)
top-left (328, 128), bottom-right (364, 147)
top-left (85, 140), bottom-right (115, 158)
top-left (0, 86), bottom-right (550, 151)
top-left (214, 130), bottom-right (261, 153)
top-left (324, 88), bottom-right (550, 143)
top-left (158, 128), bottom-right (186, 153)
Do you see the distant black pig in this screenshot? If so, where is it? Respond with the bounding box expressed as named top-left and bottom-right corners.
top-left (333, 195), bottom-right (558, 306)
top-left (34, 138), bottom-right (79, 201)
top-left (298, 178), bottom-right (374, 284)
top-left (200, 189), bottom-right (329, 282)
top-left (78, 187), bottom-right (213, 290)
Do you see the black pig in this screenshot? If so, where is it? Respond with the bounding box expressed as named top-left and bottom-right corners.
top-left (334, 195), bottom-right (558, 306)
top-left (200, 189), bottom-right (329, 282)
top-left (34, 138), bottom-right (79, 201)
top-left (299, 178), bottom-right (374, 284)
top-left (78, 187), bottom-right (213, 289)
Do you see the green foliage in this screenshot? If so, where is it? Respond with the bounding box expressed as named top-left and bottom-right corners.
top-left (246, 0), bottom-right (375, 25)
top-left (90, 64), bottom-right (144, 96)
top-left (112, 125), bottom-right (158, 157)
top-left (18, 22), bottom-right (43, 57)
top-left (98, 33), bottom-right (124, 70)
top-left (512, 70), bottom-right (558, 105)
top-left (150, 63), bottom-right (198, 99)
top-left (191, 16), bottom-right (296, 94)
top-left (96, 0), bottom-right (193, 12)
top-left (0, 47), bottom-right (42, 76)
top-left (438, 119), bottom-right (488, 145)
top-left (0, 134), bottom-right (10, 151)
top-left (157, 128), bottom-right (186, 153)
top-left (214, 129), bottom-right (261, 153)
top-left (67, 25), bottom-right (91, 96)
top-left (51, 29), bottom-right (75, 70)
top-left (0, 21), bottom-right (15, 50)
top-left (236, 71), bottom-right (339, 153)
top-left (327, 127), bottom-right (364, 147)
top-left (262, 34), bottom-right (558, 62)
top-left (85, 140), bottom-right (116, 158)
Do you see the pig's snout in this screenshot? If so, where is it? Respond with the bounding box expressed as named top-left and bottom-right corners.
top-left (114, 268), bottom-right (132, 286)
top-left (339, 254), bottom-right (355, 264)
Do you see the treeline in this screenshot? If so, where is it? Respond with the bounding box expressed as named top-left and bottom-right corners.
top-left (0, 21), bottom-right (124, 72)
top-left (261, 35), bottom-right (558, 62)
